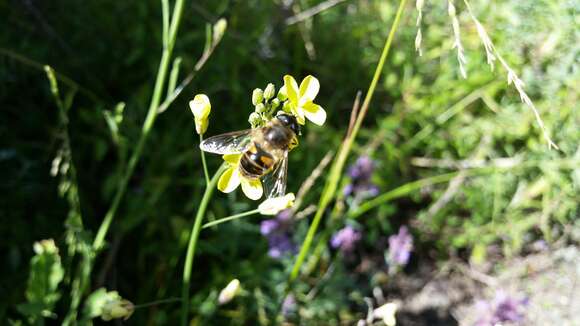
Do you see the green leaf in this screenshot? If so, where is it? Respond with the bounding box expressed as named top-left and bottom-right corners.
top-left (17, 239), bottom-right (64, 322)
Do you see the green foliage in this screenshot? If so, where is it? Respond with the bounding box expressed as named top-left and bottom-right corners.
top-left (17, 240), bottom-right (64, 323)
top-left (1, 0), bottom-right (578, 324)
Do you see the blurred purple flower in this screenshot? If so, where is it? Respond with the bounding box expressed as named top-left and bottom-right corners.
top-left (387, 226), bottom-right (413, 267)
top-left (282, 294), bottom-right (296, 317)
top-left (331, 225), bottom-right (362, 253)
top-left (344, 156), bottom-right (379, 200)
top-left (474, 291), bottom-right (529, 326)
top-left (260, 209), bottom-right (295, 258)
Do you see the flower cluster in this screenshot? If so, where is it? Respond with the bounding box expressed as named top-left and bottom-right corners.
top-left (260, 209), bottom-right (296, 258)
top-left (387, 226), bottom-right (413, 268)
top-left (331, 225), bottom-right (362, 254)
top-left (344, 156), bottom-right (379, 201)
top-left (474, 291), bottom-right (529, 326)
top-left (191, 75), bottom-right (325, 201)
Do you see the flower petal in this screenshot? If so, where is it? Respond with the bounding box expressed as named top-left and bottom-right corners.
top-left (241, 177), bottom-right (263, 200)
top-left (218, 167), bottom-right (241, 193)
top-left (189, 94), bottom-right (211, 134)
top-left (283, 75), bottom-right (299, 104)
top-left (299, 75), bottom-right (320, 101)
top-left (223, 153), bottom-right (242, 165)
top-left (302, 102), bottom-right (326, 126)
top-left (258, 193), bottom-right (295, 215)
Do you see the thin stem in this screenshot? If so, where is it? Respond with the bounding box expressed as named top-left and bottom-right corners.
top-left (134, 297), bottom-right (181, 309)
top-left (202, 209), bottom-right (260, 229)
top-left (200, 134), bottom-right (210, 185)
top-left (181, 164), bottom-right (226, 326)
top-left (93, 0), bottom-right (186, 251)
top-left (289, 0), bottom-right (408, 281)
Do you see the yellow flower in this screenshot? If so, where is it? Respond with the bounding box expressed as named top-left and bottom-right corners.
top-left (281, 75), bottom-right (326, 126)
top-left (258, 193), bottom-right (295, 215)
top-left (218, 154), bottom-right (263, 200)
top-left (189, 94), bottom-right (211, 134)
top-left (218, 279), bottom-right (241, 305)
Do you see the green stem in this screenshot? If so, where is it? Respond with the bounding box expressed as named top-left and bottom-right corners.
top-left (200, 134), bottom-right (210, 185)
top-left (181, 164), bottom-right (226, 326)
top-left (93, 0), bottom-right (186, 251)
top-left (202, 209), bottom-right (260, 229)
top-left (349, 159), bottom-right (580, 219)
top-left (289, 0), bottom-right (408, 281)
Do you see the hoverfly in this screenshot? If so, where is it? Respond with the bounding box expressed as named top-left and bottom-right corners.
top-left (200, 113), bottom-right (301, 199)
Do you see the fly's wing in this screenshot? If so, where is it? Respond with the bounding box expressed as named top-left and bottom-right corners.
top-left (199, 129), bottom-right (253, 154)
top-left (263, 150), bottom-right (289, 199)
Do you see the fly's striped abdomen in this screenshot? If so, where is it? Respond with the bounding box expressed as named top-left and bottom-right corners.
top-left (239, 143), bottom-right (275, 179)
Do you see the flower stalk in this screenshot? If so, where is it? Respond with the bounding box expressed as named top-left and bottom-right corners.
top-left (289, 0), bottom-right (408, 281)
top-left (181, 164), bottom-right (226, 326)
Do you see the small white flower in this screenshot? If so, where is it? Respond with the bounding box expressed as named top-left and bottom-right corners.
top-left (189, 94), bottom-right (211, 134)
top-left (258, 193), bottom-right (295, 215)
top-left (374, 302), bottom-right (398, 326)
top-left (218, 279), bottom-right (241, 305)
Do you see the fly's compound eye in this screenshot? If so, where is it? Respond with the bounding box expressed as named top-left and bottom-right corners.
top-left (277, 114), bottom-right (301, 136)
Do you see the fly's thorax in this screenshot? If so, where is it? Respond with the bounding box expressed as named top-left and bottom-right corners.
top-left (262, 123), bottom-right (295, 150)
top-left (239, 143), bottom-right (276, 179)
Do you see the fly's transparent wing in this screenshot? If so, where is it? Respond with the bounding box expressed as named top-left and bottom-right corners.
top-left (200, 129), bottom-right (252, 154)
top-left (263, 150), bottom-right (288, 199)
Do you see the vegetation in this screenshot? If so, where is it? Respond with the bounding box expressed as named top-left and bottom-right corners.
top-left (1, 0), bottom-right (577, 325)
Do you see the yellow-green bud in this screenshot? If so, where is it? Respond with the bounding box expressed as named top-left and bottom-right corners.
top-left (255, 103), bottom-right (266, 113)
top-left (248, 112), bottom-right (261, 126)
top-left (282, 100), bottom-right (292, 112)
top-left (270, 98), bottom-right (280, 110)
top-left (252, 88), bottom-right (263, 106)
top-left (277, 87), bottom-right (288, 101)
top-left (101, 298), bottom-right (134, 321)
top-left (263, 83), bottom-right (276, 100)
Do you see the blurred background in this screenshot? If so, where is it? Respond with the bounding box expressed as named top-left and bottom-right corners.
top-left (1, 0), bottom-right (578, 325)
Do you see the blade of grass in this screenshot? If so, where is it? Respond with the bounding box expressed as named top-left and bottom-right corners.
top-left (289, 0), bottom-right (408, 281)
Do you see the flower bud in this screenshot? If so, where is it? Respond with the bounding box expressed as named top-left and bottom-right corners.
top-left (270, 98), bottom-right (280, 110)
top-left (263, 83), bottom-right (276, 100)
top-left (258, 193), bottom-right (295, 215)
top-left (248, 112), bottom-right (261, 126)
top-left (282, 100), bottom-right (292, 112)
top-left (101, 297), bottom-right (134, 321)
top-left (252, 88), bottom-right (264, 106)
top-left (255, 103), bottom-right (266, 113)
top-left (277, 86), bottom-right (288, 101)
top-left (189, 94), bottom-right (211, 134)
top-left (218, 279), bottom-right (241, 305)
top-left (212, 18), bottom-right (227, 46)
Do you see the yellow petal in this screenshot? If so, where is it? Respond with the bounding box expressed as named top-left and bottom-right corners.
top-left (283, 75), bottom-right (299, 104)
top-left (302, 102), bottom-right (326, 126)
top-left (291, 106), bottom-right (306, 125)
top-left (299, 75), bottom-right (320, 101)
top-left (241, 177), bottom-right (263, 200)
top-left (222, 153), bottom-right (242, 165)
top-left (218, 167), bottom-right (241, 193)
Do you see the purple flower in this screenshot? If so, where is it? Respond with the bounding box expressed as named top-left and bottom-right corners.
top-left (331, 225), bottom-right (362, 253)
top-left (474, 291), bottom-right (529, 326)
top-left (348, 156), bottom-right (375, 180)
top-left (387, 226), bottom-right (413, 267)
top-left (260, 209), bottom-right (295, 258)
top-left (282, 294), bottom-right (296, 317)
top-left (344, 156), bottom-right (379, 200)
